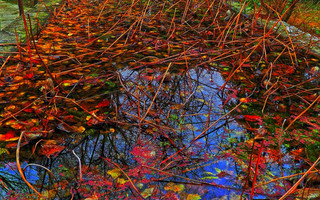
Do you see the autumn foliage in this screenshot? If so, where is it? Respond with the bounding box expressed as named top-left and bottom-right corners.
top-left (0, 0), bottom-right (320, 199)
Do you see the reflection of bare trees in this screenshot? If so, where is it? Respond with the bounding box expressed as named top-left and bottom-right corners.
top-left (0, 65), bottom-right (233, 199)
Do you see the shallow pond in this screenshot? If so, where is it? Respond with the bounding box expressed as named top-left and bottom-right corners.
top-left (1, 0), bottom-right (320, 199)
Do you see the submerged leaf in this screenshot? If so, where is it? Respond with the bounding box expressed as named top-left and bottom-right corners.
top-left (187, 194), bottom-right (201, 200)
top-left (164, 182), bottom-right (185, 193)
top-left (141, 187), bottom-right (154, 198)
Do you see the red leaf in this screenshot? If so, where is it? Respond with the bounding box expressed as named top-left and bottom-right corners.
top-left (243, 115), bottom-right (262, 122)
top-left (24, 108), bottom-right (34, 113)
top-left (96, 100), bottom-right (110, 108)
top-left (217, 171), bottom-right (229, 178)
top-left (31, 59), bottom-right (41, 64)
top-left (24, 73), bottom-right (34, 79)
top-left (39, 142), bottom-right (65, 158)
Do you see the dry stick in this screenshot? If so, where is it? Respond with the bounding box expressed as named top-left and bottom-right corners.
top-left (279, 155), bottom-right (320, 200)
top-left (0, 95), bottom-right (42, 124)
top-left (231, 1), bottom-right (249, 43)
top-left (204, 97), bottom-right (213, 131)
top-left (285, 89), bottom-right (320, 102)
top-left (250, 140), bottom-right (264, 200)
top-left (142, 165), bottom-right (276, 195)
top-left (257, 170), bottom-right (320, 188)
top-left (278, 119), bottom-right (287, 190)
top-left (181, 0), bottom-right (190, 23)
top-left (218, 1), bottom-right (246, 46)
top-left (39, 1), bottom-right (53, 18)
top-left (88, 0), bottom-right (139, 46)
top-left (216, 17), bottom-right (235, 46)
top-left (136, 86), bottom-right (142, 144)
top-left (0, 51), bottom-right (19, 55)
top-left (205, 0), bottom-right (213, 17)
top-left (26, 15), bottom-right (67, 95)
top-left (117, 73), bottom-right (138, 99)
top-left (164, 0), bottom-right (183, 12)
top-left (55, 0), bottom-right (66, 18)
top-left (157, 159), bottom-right (222, 182)
top-left (195, 44), bottom-right (256, 69)
top-left (134, 42), bottom-right (249, 70)
top-left (0, 178), bottom-right (9, 191)
top-left (15, 29), bottom-right (22, 60)
top-left (142, 0), bottom-right (152, 21)
top-left (55, 61), bottom-right (104, 76)
top-left (48, 51), bottom-right (99, 66)
top-left (284, 93), bottom-right (320, 132)
top-left (219, 6), bottom-right (293, 92)
top-left (72, 150), bottom-right (83, 182)
top-left (121, 111), bottom-right (176, 133)
top-left (251, 3), bottom-right (263, 34)
top-left (96, 0), bottom-right (110, 23)
top-left (85, 18), bottom-right (121, 46)
top-left (102, 157), bottom-right (145, 199)
top-left (240, 138), bottom-right (257, 200)
top-left (160, 102), bottom-right (242, 165)
top-left (87, 17), bottom-right (90, 40)
top-left (167, 8), bottom-right (176, 37)
top-left (0, 56), bottom-right (10, 76)
top-left (56, 96), bottom-right (104, 122)
top-left (264, 3), bottom-right (297, 64)
top-left (0, 43), bottom-right (19, 46)
top-left (16, 131), bottom-right (42, 196)
top-left (21, 13), bottom-right (33, 70)
top-left (53, 115), bottom-right (78, 134)
top-left (288, 73), bottom-right (320, 90)
top-left (27, 162), bottom-right (63, 198)
top-left (26, 164), bottom-right (56, 180)
top-left (197, 0), bottom-right (215, 29)
top-left (143, 164), bottom-right (221, 187)
top-left (150, 0), bottom-right (166, 20)
top-left (140, 63), bottom-right (172, 123)
top-left (262, 84), bottom-right (279, 113)
top-left (100, 20), bottom-right (139, 56)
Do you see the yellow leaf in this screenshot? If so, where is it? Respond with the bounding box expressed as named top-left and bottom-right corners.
top-left (239, 98), bottom-right (249, 103)
top-left (141, 187), bottom-right (154, 198)
top-left (0, 148), bottom-right (9, 155)
top-left (5, 137), bottom-right (19, 142)
top-left (187, 194), bottom-right (201, 200)
top-left (40, 189), bottom-right (56, 199)
top-left (117, 178), bottom-right (128, 184)
top-left (107, 168), bottom-right (121, 179)
top-left (14, 76), bottom-right (24, 82)
top-left (174, 184), bottom-right (185, 193)
top-left (73, 126), bottom-right (85, 134)
top-left (164, 182), bottom-right (185, 193)
top-left (62, 79), bottom-right (79, 87)
top-left (83, 85), bottom-right (91, 91)
top-left (5, 105), bottom-right (16, 111)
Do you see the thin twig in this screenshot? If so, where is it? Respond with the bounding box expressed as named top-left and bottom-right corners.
top-left (72, 150), bottom-right (83, 182)
top-left (280, 155), bottom-right (320, 200)
top-left (16, 131), bottom-right (42, 196)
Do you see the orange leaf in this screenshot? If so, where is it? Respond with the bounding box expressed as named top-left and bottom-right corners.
top-left (39, 141), bottom-right (65, 158)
